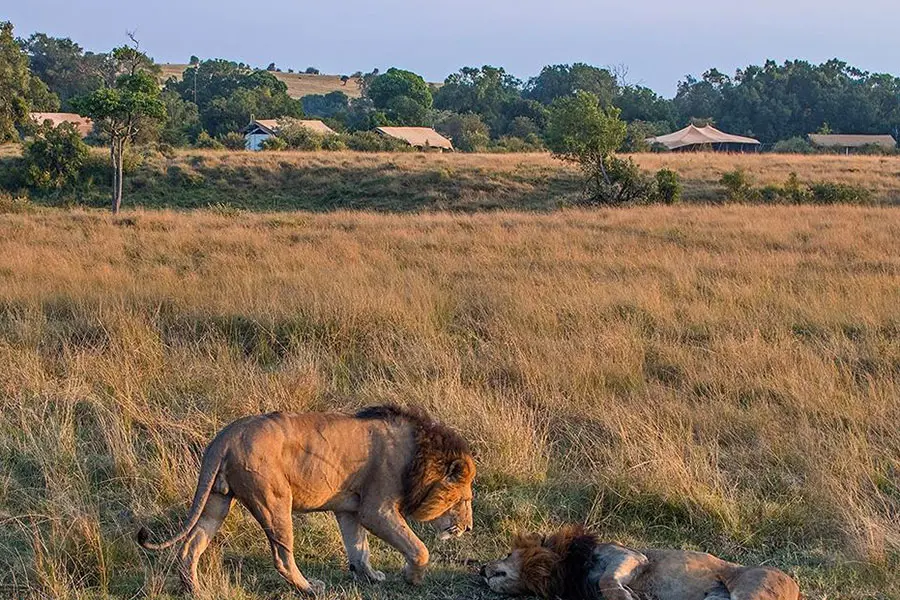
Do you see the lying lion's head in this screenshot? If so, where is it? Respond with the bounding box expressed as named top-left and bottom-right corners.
top-left (481, 532), bottom-right (558, 596)
top-left (482, 526), bottom-right (594, 597)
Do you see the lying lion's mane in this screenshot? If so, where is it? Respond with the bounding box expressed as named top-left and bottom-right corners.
top-left (516, 525), bottom-right (602, 600)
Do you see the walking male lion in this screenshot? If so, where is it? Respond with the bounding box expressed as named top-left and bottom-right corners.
top-left (138, 405), bottom-right (475, 595)
top-left (481, 525), bottom-right (800, 600)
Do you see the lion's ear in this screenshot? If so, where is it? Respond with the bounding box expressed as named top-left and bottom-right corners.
top-left (445, 458), bottom-right (470, 483)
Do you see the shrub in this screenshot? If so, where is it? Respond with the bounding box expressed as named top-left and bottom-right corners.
top-left (23, 122), bottom-right (90, 192)
top-left (278, 120), bottom-right (325, 150)
top-left (773, 137), bottom-right (816, 154)
top-left (0, 191), bottom-right (32, 214)
top-left (321, 135), bottom-right (347, 151)
top-left (436, 113), bottom-right (490, 152)
top-left (219, 132), bottom-right (247, 151)
top-left (720, 169), bottom-right (753, 202)
top-left (260, 136), bottom-right (288, 151)
top-left (345, 131), bottom-right (409, 152)
top-left (782, 172), bottom-right (810, 204)
top-left (195, 131), bottom-right (224, 150)
top-left (808, 182), bottom-right (872, 204)
top-left (654, 169), bottom-right (682, 204)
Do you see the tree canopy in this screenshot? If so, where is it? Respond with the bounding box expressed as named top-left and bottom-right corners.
top-left (0, 21), bottom-right (59, 142)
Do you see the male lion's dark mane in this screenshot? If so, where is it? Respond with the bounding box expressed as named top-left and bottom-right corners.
top-left (355, 404), bottom-right (472, 518)
top-left (519, 525), bottom-right (602, 600)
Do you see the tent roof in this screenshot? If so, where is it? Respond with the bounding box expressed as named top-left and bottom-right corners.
top-left (376, 127), bottom-right (453, 150)
top-left (245, 119), bottom-right (336, 136)
top-left (29, 112), bottom-right (93, 137)
top-left (808, 134), bottom-right (896, 149)
top-left (647, 124), bottom-right (760, 150)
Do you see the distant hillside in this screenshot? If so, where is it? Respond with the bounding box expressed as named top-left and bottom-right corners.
top-left (159, 64), bottom-right (364, 99)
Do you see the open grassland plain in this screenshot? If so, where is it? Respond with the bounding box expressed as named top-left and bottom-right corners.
top-left (158, 64), bottom-right (364, 98)
top-left (0, 206), bottom-right (898, 599)
top-left (5, 148), bottom-right (900, 211)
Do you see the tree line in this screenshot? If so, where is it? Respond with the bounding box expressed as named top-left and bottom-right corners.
top-left (8, 24), bottom-right (900, 153)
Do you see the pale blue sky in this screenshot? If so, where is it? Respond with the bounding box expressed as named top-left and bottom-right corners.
top-left (7, 0), bottom-right (899, 96)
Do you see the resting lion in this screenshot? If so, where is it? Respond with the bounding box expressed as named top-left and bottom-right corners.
top-left (138, 405), bottom-right (475, 595)
top-left (481, 526), bottom-right (800, 600)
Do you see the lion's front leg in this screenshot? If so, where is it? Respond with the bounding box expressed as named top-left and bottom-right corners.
top-left (335, 512), bottom-right (386, 582)
top-left (358, 506), bottom-right (429, 585)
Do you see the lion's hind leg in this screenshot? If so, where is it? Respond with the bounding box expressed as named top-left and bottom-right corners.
top-left (178, 492), bottom-right (233, 594)
top-left (245, 490), bottom-right (325, 595)
top-left (725, 567), bottom-right (800, 600)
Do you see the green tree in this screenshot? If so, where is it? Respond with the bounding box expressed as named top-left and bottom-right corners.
top-left (22, 33), bottom-right (107, 109)
top-left (301, 90), bottom-right (350, 118)
top-left (546, 91), bottom-right (627, 202)
top-left (23, 119), bottom-right (89, 192)
top-left (366, 68), bottom-right (432, 125)
top-left (72, 44), bottom-right (165, 213)
top-left (0, 21), bottom-right (59, 142)
top-left (526, 63), bottom-right (619, 107)
top-left (159, 89), bottom-right (201, 146)
top-left (436, 113), bottom-right (490, 152)
top-left (167, 59), bottom-right (302, 136)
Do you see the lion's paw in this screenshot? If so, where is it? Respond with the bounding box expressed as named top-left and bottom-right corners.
top-left (305, 579), bottom-right (326, 595)
top-left (403, 563), bottom-right (426, 586)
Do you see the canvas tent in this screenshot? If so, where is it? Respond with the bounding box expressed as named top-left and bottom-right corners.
top-left (29, 112), bottom-right (94, 137)
top-left (808, 134), bottom-right (896, 153)
top-left (647, 124), bottom-right (760, 151)
top-left (376, 127), bottom-right (453, 151)
top-left (243, 119), bottom-right (336, 150)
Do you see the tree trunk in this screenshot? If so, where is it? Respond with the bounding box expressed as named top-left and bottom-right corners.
top-left (110, 142), bottom-right (119, 214)
top-left (116, 140), bottom-right (124, 213)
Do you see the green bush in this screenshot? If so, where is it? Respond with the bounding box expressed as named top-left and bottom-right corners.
top-left (260, 136), bottom-right (288, 151)
top-left (195, 131), bottom-right (224, 150)
top-left (23, 122), bottom-right (89, 192)
top-left (720, 169), bottom-right (753, 202)
top-left (219, 132), bottom-right (247, 151)
top-left (808, 182), bottom-right (872, 204)
top-left (278, 120), bottom-right (325, 151)
top-left (782, 172), bottom-right (811, 204)
top-left (321, 135), bottom-right (347, 151)
top-left (0, 191), bottom-right (32, 214)
top-left (345, 131), bottom-right (409, 152)
top-left (773, 137), bottom-right (815, 154)
top-left (654, 168), bottom-right (681, 204)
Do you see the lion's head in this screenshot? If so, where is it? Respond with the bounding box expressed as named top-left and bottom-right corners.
top-left (357, 405), bottom-right (476, 540)
top-left (481, 526), bottom-right (596, 597)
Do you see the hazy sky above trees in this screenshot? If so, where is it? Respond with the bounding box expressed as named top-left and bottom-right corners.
top-left (8, 0), bottom-right (899, 95)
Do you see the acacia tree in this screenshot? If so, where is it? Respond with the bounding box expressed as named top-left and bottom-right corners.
top-left (546, 91), bottom-right (631, 203)
top-left (73, 43), bottom-right (164, 213)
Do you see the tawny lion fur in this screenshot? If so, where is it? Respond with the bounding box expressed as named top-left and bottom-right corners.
top-left (137, 405), bottom-right (475, 595)
top-left (482, 525), bottom-right (801, 600)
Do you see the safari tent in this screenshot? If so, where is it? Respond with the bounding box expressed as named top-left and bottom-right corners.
top-left (243, 119), bottom-right (336, 151)
top-left (29, 112), bottom-right (94, 138)
top-left (376, 127), bottom-right (453, 151)
top-left (647, 124), bottom-right (760, 152)
top-left (808, 134), bottom-right (896, 153)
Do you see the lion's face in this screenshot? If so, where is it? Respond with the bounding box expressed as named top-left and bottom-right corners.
top-left (481, 550), bottom-right (527, 594)
top-left (411, 455), bottom-right (476, 539)
top-left (481, 533), bottom-right (559, 597)
top-left (431, 495), bottom-right (473, 540)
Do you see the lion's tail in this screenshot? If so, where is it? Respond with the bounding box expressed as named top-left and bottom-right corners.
top-left (137, 443), bottom-right (225, 551)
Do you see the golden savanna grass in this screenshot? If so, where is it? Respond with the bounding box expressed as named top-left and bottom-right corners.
top-left (0, 206), bottom-right (898, 599)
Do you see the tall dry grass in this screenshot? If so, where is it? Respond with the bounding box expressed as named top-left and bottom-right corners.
top-left (0, 206), bottom-right (898, 599)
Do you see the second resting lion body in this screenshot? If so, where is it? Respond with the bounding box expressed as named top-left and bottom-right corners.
top-left (138, 406), bottom-right (475, 595)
